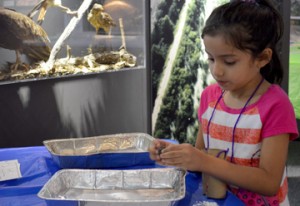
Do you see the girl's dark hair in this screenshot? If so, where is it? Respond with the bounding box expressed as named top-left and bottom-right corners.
top-left (201, 0), bottom-right (284, 84)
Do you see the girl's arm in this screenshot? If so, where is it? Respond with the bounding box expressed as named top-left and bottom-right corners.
top-left (204, 134), bottom-right (289, 196)
top-left (159, 124), bottom-right (289, 196)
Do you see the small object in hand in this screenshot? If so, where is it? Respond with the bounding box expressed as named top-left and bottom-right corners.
top-left (158, 146), bottom-right (165, 155)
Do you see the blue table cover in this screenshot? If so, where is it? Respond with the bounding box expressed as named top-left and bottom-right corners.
top-left (0, 146), bottom-right (244, 206)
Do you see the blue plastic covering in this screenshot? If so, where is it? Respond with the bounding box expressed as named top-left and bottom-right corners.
top-left (50, 151), bottom-right (155, 169)
top-left (0, 146), bottom-right (75, 206)
top-left (0, 146), bottom-right (244, 206)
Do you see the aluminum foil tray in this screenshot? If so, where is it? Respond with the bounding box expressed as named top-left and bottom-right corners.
top-left (43, 133), bottom-right (155, 169)
top-left (38, 168), bottom-right (186, 206)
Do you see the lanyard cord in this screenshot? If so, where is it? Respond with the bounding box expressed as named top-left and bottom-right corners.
top-left (206, 78), bottom-right (264, 162)
top-left (206, 90), bottom-right (224, 150)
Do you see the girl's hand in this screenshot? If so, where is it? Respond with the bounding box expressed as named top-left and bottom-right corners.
top-left (159, 143), bottom-right (203, 171)
top-left (148, 139), bottom-right (170, 163)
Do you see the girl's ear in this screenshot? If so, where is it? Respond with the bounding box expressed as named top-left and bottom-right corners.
top-left (256, 48), bottom-right (272, 69)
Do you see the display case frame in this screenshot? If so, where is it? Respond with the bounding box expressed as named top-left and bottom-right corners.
top-left (0, 0), bottom-right (152, 147)
top-left (0, 0), bottom-right (150, 85)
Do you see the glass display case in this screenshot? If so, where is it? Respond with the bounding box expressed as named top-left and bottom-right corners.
top-left (0, 0), bottom-right (151, 147)
top-left (0, 0), bottom-right (150, 84)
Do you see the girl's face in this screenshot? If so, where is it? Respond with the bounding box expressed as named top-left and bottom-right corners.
top-left (203, 34), bottom-right (263, 93)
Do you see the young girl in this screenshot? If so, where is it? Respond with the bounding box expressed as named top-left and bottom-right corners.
top-left (149, 0), bottom-right (299, 205)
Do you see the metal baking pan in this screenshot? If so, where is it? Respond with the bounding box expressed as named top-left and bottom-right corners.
top-left (38, 168), bottom-right (186, 206)
top-left (43, 133), bottom-right (155, 169)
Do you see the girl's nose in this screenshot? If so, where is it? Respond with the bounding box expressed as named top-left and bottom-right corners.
top-left (211, 63), bottom-right (224, 77)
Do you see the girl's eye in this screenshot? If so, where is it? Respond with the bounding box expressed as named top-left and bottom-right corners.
top-left (224, 61), bottom-right (236, 65)
top-left (208, 58), bottom-right (214, 62)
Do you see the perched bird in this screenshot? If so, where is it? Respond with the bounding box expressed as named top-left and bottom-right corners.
top-left (0, 7), bottom-right (51, 70)
top-left (28, 0), bottom-right (77, 25)
top-left (87, 3), bottom-right (116, 34)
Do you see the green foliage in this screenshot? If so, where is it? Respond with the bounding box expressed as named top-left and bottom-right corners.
top-left (151, 0), bottom-right (185, 106)
top-left (152, 17), bottom-right (174, 45)
top-left (152, 0), bottom-right (209, 144)
top-left (151, 42), bottom-right (170, 105)
top-left (159, 16), bottom-right (175, 44)
top-left (289, 43), bottom-right (300, 119)
top-left (156, 1), bottom-right (169, 19)
top-left (151, 42), bottom-right (169, 73)
top-left (168, 0), bottom-right (185, 23)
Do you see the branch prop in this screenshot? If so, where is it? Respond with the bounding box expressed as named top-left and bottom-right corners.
top-left (43, 0), bottom-right (93, 71)
top-left (119, 18), bottom-right (126, 50)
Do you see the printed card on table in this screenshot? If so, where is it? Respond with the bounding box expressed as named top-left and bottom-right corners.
top-left (0, 160), bottom-right (22, 181)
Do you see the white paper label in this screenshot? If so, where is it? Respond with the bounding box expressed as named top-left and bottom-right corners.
top-left (0, 160), bottom-right (22, 181)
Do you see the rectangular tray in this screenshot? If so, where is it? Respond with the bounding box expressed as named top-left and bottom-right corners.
top-left (38, 168), bottom-right (186, 204)
top-left (44, 133), bottom-right (155, 169)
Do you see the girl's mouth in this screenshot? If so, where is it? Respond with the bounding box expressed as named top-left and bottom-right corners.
top-left (217, 80), bottom-right (227, 87)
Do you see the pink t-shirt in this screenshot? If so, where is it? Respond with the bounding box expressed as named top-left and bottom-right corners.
top-left (198, 83), bottom-right (299, 206)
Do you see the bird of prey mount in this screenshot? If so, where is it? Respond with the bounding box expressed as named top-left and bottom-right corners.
top-left (0, 7), bottom-right (51, 71)
top-left (28, 0), bottom-right (77, 25)
top-left (87, 3), bottom-right (116, 34)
